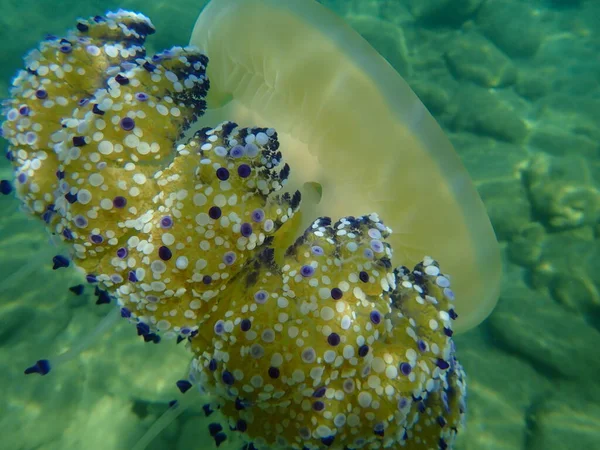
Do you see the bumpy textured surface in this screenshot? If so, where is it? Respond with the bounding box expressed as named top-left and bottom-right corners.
top-left (1, 10), bottom-right (466, 450)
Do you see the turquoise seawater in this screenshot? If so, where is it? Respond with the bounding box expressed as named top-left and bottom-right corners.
top-left (1, 1), bottom-right (599, 450)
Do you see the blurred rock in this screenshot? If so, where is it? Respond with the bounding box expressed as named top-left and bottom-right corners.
top-left (523, 153), bottom-right (600, 229)
top-left (445, 32), bottom-right (517, 88)
top-left (527, 125), bottom-right (598, 159)
top-left (489, 261), bottom-right (600, 379)
top-left (529, 232), bottom-right (600, 321)
top-left (507, 222), bottom-right (546, 267)
top-left (454, 323), bottom-right (552, 450)
top-left (407, 0), bottom-right (483, 25)
top-left (411, 80), bottom-right (452, 116)
top-left (449, 133), bottom-right (530, 241)
top-left (451, 85), bottom-right (529, 143)
top-left (515, 73), bottom-right (551, 100)
top-left (529, 383), bottom-right (600, 450)
top-left (476, 0), bottom-right (543, 58)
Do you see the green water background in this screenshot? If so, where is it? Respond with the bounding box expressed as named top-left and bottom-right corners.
top-left (1, 0), bottom-right (599, 449)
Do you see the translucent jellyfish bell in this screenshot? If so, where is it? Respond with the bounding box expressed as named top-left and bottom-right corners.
top-left (190, 0), bottom-right (501, 332)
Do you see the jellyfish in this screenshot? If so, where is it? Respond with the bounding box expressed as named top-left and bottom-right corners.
top-left (0, 2), bottom-right (500, 449)
top-left (191, 0), bottom-right (501, 334)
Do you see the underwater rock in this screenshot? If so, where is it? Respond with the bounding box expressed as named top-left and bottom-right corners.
top-left (445, 32), bottom-right (517, 88)
top-left (530, 384), bottom-right (600, 450)
top-left (527, 125), bottom-right (598, 159)
top-left (477, 181), bottom-right (531, 242)
top-left (454, 319), bottom-right (552, 450)
top-left (476, 0), bottom-right (543, 58)
top-left (451, 85), bottom-right (528, 143)
top-left (346, 15), bottom-right (412, 77)
top-left (450, 133), bottom-right (531, 241)
top-left (523, 153), bottom-right (600, 230)
top-left (410, 79), bottom-right (453, 116)
top-left (489, 262), bottom-right (600, 379)
top-left (529, 232), bottom-right (600, 324)
top-left (515, 73), bottom-right (552, 100)
top-left (407, 0), bottom-right (483, 26)
top-left (507, 222), bottom-right (546, 267)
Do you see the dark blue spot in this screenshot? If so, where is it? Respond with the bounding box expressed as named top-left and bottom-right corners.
top-left (327, 333), bottom-right (340, 346)
top-left (208, 423), bottom-right (223, 436)
top-left (136, 322), bottom-right (150, 336)
top-left (214, 432), bottom-right (227, 447)
top-left (313, 386), bottom-right (326, 398)
top-left (330, 288), bottom-right (343, 300)
top-left (222, 370), bottom-right (234, 385)
top-left (69, 284), bottom-right (84, 295)
top-left (236, 419), bottom-right (247, 432)
top-left (158, 246), bottom-right (172, 261)
top-left (0, 180), bottom-right (13, 195)
top-left (237, 164), bottom-right (251, 178)
top-left (176, 379), bottom-right (192, 393)
top-left (52, 255), bottom-right (69, 270)
top-left (115, 74), bottom-right (129, 85)
top-left (120, 117), bottom-right (135, 131)
top-left (240, 222), bottom-right (253, 237)
top-left (209, 206), bottom-right (222, 219)
top-left (216, 167), bottom-right (229, 181)
top-left (203, 404), bottom-right (214, 416)
top-left (399, 362), bottom-right (412, 376)
top-left (436, 359), bottom-right (450, 370)
top-left (240, 319), bottom-right (251, 331)
top-left (321, 436), bottom-right (335, 446)
top-left (24, 359), bottom-right (51, 376)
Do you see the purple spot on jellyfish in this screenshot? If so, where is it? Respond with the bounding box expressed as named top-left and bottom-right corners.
top-left (240, 222), bottom-right (252, 237)
top-left (216, 167), bottom-right (229, 181)
top-left (311, 245), bottom-right (324, 256)
top-left (113, 196), bottom-right (127, 208)
top-left (370, 310), bottom-right (381, 325)
top-left (254, 290), bottom-right (268, 304)
top-left (74, 215), bottom-right (88, 228)
top-left (370, 240), bottom-right (384, 253)
top-left (90, 234), bottom-right (103, 244)
top-left (237, 164), bottom-right (251, 178)
top-left (230, 145), bottom-right (244, 158)
top-left (251, 209), bottom-right (265, 222)
top-left (120, 117), bottom-right (135, 131)
top-left (223, 251), bottom-right (236, 265)
top-left (300, 265), bottom-right (315, 277)
top-left (209, 206), bottom-right (221, 219)
top-left (399, 362), bottom-right (412, 376)
top-left (160, 216), bottom-right (173, 229)
top-left (158, 246), bottom-right (172, 261)
top-left (327, 333), bottom-right (340, 346)
top-left (214, 320), bottom-right (225, 335)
